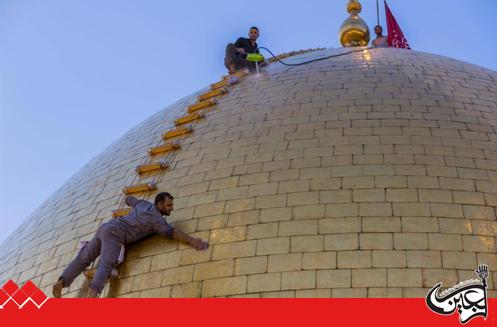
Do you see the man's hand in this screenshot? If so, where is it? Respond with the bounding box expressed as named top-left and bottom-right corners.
top-left (190, 238), bottom-right (209, 251)
top-left (171, 228), bottom-right (209, 250)
top-left (235, 47), bottom-right (246, 55)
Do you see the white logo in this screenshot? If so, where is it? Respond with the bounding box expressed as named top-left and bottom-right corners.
top-left (426, 265), bottom-right (489, 324)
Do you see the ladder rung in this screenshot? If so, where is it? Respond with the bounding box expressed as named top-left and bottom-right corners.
top-left (197, 87), bottom-right (227, 101)
top-left (148, 141), bottom-right (181, 156)
top-left (210, 79), bottom-right (228, 90)
top-left (162, 126), bottom-right (193, 140)
top-left (175, 112), bottom-right (204, 126)
top-left (112, 208), bottom-right (132, 218)
top-left (187, 99), bottom-right (216, 113)
top-left (122, 182), bottom-right (157, 195)
top-left (222, 69), bottom-right (249, 80)
top-left (136, 160), bottom-right (169, 174)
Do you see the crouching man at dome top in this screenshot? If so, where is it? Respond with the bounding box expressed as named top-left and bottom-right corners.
top-left (52, 192), bottom-right (209, 298)
top-left (224, 26), bottom-right (266, 75)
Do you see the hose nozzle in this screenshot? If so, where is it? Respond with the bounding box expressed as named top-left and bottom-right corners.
top-left (245, 53), bottom-right (265, 62)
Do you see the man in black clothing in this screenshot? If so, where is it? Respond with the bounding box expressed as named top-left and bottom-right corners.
top-left (224, 26), bottom-right (265, 74)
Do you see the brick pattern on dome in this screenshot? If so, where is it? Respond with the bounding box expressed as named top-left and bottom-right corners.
top-left (0, 48), bottom-right (496, 298)
top-left (266, 48), bottom-right (325, 63)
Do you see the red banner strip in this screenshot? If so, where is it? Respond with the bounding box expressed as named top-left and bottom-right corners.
top-left (1, 298), bottom-right (495, 326)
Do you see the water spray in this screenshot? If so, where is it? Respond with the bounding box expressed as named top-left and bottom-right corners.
top-left (245, 53), bottom-right (265, 74)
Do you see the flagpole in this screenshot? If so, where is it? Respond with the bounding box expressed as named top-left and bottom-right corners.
top-left (376, 0), bottom-right (380, 26)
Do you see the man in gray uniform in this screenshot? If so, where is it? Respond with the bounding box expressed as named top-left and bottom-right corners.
top-left (52, 192), bottom-right (208, 298)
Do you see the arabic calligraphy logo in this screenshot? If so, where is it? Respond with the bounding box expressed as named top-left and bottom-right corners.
top-left (0, 280), bottom-right (49, 309)
top-left (426, 265), bottom-right (489, 324)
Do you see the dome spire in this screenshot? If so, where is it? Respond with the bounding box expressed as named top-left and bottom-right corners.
top-left (339, 0), bottom-right (370, 47)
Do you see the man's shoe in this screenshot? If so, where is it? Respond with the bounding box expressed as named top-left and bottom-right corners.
top-left (87, 288), bottom-right (99, 298)
top-left (109, 268), bottom-right (119, 280)
top-left (52, 278), bottom-right (64, 298)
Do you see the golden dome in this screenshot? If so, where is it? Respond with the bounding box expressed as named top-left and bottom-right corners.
top-left (2, 47), bottom-right (497, 299)
top-left (339, 0), bottom-right (370, 47)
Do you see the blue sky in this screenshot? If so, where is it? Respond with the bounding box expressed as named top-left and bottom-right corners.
top-left (1, 0), bottom-right (496, 245)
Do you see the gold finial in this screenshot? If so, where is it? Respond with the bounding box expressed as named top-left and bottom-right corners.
top-left (347, 0), bottom-right (362, 13)
top-left (339, 0), bottom-right (370, 47)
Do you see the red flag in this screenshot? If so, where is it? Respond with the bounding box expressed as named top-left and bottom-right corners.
top-left (385, 1), bottom-right (411, 49)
